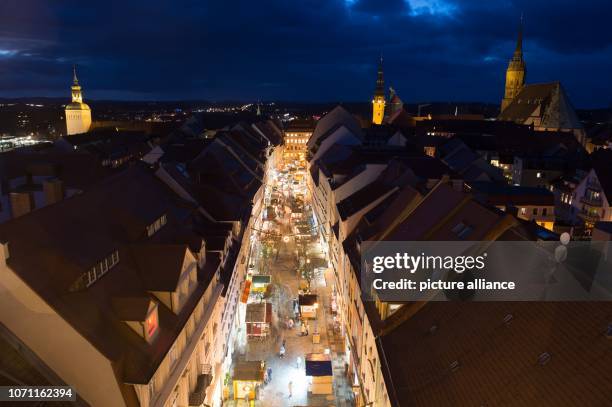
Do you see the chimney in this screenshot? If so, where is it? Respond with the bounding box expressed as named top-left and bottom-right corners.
top-left (43, 178), bottom-right (65, 206)
top-left (9, 192), bottom-right (34, 218)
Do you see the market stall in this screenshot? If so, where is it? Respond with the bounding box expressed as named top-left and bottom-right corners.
top-left (233, 360), bottom-right (265, 401)
top-left (250, 275), bottom-right (271, 294)
top-left (298, 294), bottom-right (318, 319)
top-left (245, 302), bottom-right (272, 339)
top-left (305, 353), bottom-right (333, 395)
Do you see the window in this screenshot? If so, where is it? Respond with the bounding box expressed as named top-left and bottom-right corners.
top-left (80, 250), bottom-right (120, 288)
top-left (146, 214), bottom-right (167, 237)
top-left (100, 258), bottom-right (109, 274)
top-left (533, 208), bottom-right (538, 215)
top-left (520, 207), bottom-right (526, 215)
top-left (536, 172), bottom-right (542, 178)
top-left (542, 208), bottom-right (548, 216)
top-left (87, 268), bottom-right (97, 286)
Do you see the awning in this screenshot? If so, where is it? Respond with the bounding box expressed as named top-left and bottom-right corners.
top-left (240, 280), bottom-right (252, 303)
top-left (252, 275), bottom-right (271, 285)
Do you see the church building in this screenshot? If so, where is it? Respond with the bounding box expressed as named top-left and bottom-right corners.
top-left (498, 19), bottom-right (585, 145)
top-left (65, 66), bottom-right (92, 136)
top-left (371, 57), bottom-right (386, 125)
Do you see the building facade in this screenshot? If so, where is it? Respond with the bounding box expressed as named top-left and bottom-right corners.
top-left (283, 120), bottom-right (314, 165)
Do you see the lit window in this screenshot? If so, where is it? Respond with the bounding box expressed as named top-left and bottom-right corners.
top-left (100, 258), bottom-right (109, 274)
top-left (87, 268), bottom-right (97, 286)
top-left (536, 172), bottom-right (542, 178)
top-left (520, 207), bottom-right (526, 215)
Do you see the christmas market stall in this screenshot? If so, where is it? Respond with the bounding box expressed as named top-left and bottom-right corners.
top-left (305, 353), bottom-right (333, 395)
top-left (245, 302), bottom-right (272, 339)
top-left (233, 360), bottom-right (265, 401)
top-left (298, 294), bottom-right (318, 319)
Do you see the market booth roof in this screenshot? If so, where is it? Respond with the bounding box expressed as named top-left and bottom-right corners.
top-left (233, 361), bottom-right (265, 381)
top-left (299, 294), bottom-right (318, 306)
top-left (305, 353), bottom-right (332, 376)
top-left (245, 302), bottom-right (272, 323)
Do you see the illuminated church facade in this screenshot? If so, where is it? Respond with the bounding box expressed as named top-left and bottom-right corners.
top-left (498, 19), bottom-right (585, 144)
top-left (65, 66), bottom-right (92, 136)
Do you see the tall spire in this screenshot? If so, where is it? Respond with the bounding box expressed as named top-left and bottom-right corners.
top-left (501, 14), bottom-right (527, 112)
top-left (375, 54), bottom-right (384, 96)
top-left (72, 65), bottom-right (79, 85)
top-left (71, 65), bottom-right (83, 104)
top-left (371, 53), bottom-right (386, 125)
top-left (515, 13), bottom-right (524, 55)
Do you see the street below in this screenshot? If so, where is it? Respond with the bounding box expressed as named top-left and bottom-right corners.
top-left (224, 158), bottom-right (354, 406)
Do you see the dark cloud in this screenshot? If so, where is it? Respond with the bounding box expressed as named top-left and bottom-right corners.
top-left (0, 0), bottom-right (610, 106)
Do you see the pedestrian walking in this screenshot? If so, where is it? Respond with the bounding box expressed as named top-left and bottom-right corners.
top-left (279, 343), bottom-right (285, 358)
top-left (288, 381), bottom-right (293, 398)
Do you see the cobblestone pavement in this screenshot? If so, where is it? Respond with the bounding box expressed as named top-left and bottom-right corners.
top-left (225, 168), bottom-right (354, 407)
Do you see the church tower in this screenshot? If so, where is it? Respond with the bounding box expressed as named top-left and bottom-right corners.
top-left (372, 56), bottom-right (386, 125)
top-left (501, 17), bottom-right (526, 112)
top-left (65, 65), bottom-right (92, 136)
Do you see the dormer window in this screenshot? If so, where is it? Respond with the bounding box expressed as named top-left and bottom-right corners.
top-left (147, 214), bottom-right (167, 237)
top-left (69, 250), bottom-right (120, 291)
top-left (144, 305), bottom-right (159, 343)
top-left (112, 297), bottom-right (159, 344)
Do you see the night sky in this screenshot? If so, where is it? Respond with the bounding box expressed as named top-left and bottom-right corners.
top-left (1, 0), bottom-right (611, 107)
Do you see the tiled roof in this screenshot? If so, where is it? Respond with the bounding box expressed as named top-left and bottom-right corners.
top-left (379, 302), bottom-right (612, 407)
top-left (308, 105), bottom-right (363, 150)
top-left (470, 182), bottom-right (555, 206)
top-left (498, 82), bottom-right (582, 130)
top-left (0, 165), bottom-right (210, 385)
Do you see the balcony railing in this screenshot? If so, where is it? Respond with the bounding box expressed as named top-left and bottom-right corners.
top-left (188, 365), bottom-right (212, 406)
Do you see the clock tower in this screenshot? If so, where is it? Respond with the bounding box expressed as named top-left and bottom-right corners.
top-left (372, 56), bottom-right (386, 125)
